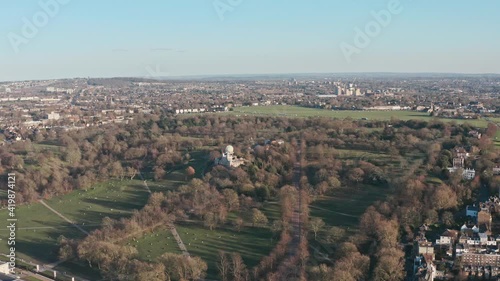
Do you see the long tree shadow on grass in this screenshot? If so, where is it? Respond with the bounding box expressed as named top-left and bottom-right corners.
top-left (174, 221), bottom-right (275, 279)
top-left (80, 190), bottom-right (148, 213)
top-left (11, 221), bottom-right (85, 264)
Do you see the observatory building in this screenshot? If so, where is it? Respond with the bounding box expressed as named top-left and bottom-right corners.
top-left (214, 145), bottom-right (245, 168)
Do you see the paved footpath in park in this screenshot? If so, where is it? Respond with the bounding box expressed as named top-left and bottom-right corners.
top-left (138, 172), bottom-right (190, 256)
top-left (40, 200), bottom-right (89, 235)
top-left (137, 171), bottom-right (152, 194)
top-left (169, 225), bottom-right (190, 256)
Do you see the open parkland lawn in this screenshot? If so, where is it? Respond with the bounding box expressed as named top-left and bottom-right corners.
top-left (330, 148), bottom-right (401, 166)
top-left (121, 227), bottom-right (183, 260)
top-left (0, 149), bottom-right (210, 263)
top-left (307, 184), bottom-right (390, 265)
top-left (310, 185), bottom-right (388, 231)
top-left (121, 200), bottom-right (281, 279)
top-left (123, 222), bottom-right (276, 279)
top-left (176, 223), bottom-right (274, 279)
top-left (21, 276), bottom-right (43, 281)
top-left (0, 109), bottom-right (496, 278)
top-left (44, 180), bottom-right (150, 226)
top-left (308, 146), bottom-right (425, 233)
top-left (0, 149), bottom-right (277, 280)
top-left (225, 105), bottom-right (500, 128)
top-left (0, 179), bottom-right (153, 264)
top-left (0, 200), bottom-right (84, 264)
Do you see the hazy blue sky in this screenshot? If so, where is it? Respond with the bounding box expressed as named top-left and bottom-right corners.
top-left (1, 0), bottom-right (499, 81)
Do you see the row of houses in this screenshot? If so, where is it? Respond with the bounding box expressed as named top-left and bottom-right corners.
top-left (173, 105), bottom-right (230, 114)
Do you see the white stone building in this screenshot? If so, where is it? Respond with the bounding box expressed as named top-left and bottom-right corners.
top-left (214, 145), bottom-right (246, 168)
top-left (47, 111), bottom-right (60, 120)
top-left (447, 167), bottom-right (476, 180)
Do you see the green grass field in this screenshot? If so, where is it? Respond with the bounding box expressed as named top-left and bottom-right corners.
top-left (0, 203), bottom-right (83, 263)
top-left (309, 144), bottom-right (424, 231)
top-left (52, 260), bottom-right (102, 280)
top-left (310, 185), bottom-right (388, 230)
top-left (175, 222), bottom-right (275, 279)
top-left (0, 179), bottom-right (151, 263)
top-left (426, 176), bottom-right (444, 185)
top-left (122, 226), bottom-right (183, 261)
top-left (45, 180), bottom-right (150, 226)
top-left (226, 106), bottom-right (500, 128)
top-left (261, 201), bottom-right (281, 223)
top-left (333, 149), bottom-right (394, 161)
top-left (33, 143), bottom-right (62, 153)
top-left (123, 200), bottom-right (281, 279)
top-left (120, 222), bottom-right (277, 279)
top-left (307, 184), bottom-right (391, 266)
top-left (0, 150), bottom-right (215, 280)
top-left (147, 180), bottom-right (183, 194)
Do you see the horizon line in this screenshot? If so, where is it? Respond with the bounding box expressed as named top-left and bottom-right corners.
top-left (3, 71), bottom-right (500, 83)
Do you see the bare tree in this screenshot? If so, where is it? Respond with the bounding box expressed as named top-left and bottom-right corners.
top-left (231, 253), bottom-right (248, 281)
top-left (217, 251), bottom-right (231, 281)
top-left (309, 217), bottom-right (325, 240)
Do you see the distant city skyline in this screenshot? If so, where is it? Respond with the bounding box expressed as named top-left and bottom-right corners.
top-left (1, 0), bottom-right (500, 82)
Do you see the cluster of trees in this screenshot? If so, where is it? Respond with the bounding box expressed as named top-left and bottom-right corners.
top-left (296, 121), bottom-right (497, 279)
top-left (64, 175), bottom-right (279, 280)
top-left (242, 184), bottom-right (310, 281)
top-left (3, 112), bottom-right (499, 280)
top-left (60, 230), bottom-right (206, 281)
top-left (4, 112), bottom-right (497, 204)
top-left (0, 119), bottom-right (207, 204)
top-left (304, 157), bottom-right (388, 196)
top-left (206, 144), bottom-right (292, 202)
top-left (59, 187), bottom-right (206, 279)
top-left (274, 188), bottom-right (310, 281)
top-left (305, 185), bottom-right (406, 280)
top-left (308, 242), bottom-right (371, 281)
top-left (265, 119), bottom-right (498, 201)
top-left (217, 251), bottom-right (250, 281)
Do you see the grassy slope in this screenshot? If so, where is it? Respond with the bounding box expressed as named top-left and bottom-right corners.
top-left (126, 223), bottom-right (275, 279)
top-left (0, 203), bottom-right (82, 263)
top-left (309, 146), bottom-right (424, 231)
top-left (44, 180), bottom-right (149, 227)
top-left (0, 179), bottom-right (150, 263)
top-left (310, 185), bottom-right (388, 229)
top-left (122, 227), bottom-right (183, 261)
top-left (129, 200), bottom-right (281, 279)
top-left (226, 105), bottom-right (500, 128)
top-left (175, 222), bottom-right (274, 279)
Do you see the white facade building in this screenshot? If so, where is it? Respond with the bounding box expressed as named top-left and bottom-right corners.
top-left (214, 145), bottom-right (245, 168)
top-left (447, 167), bottom-right (476, 180)
top-left (435, 235), bottom-right (452, 246)
top-left (47, 112), bottom-right (60, 120)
